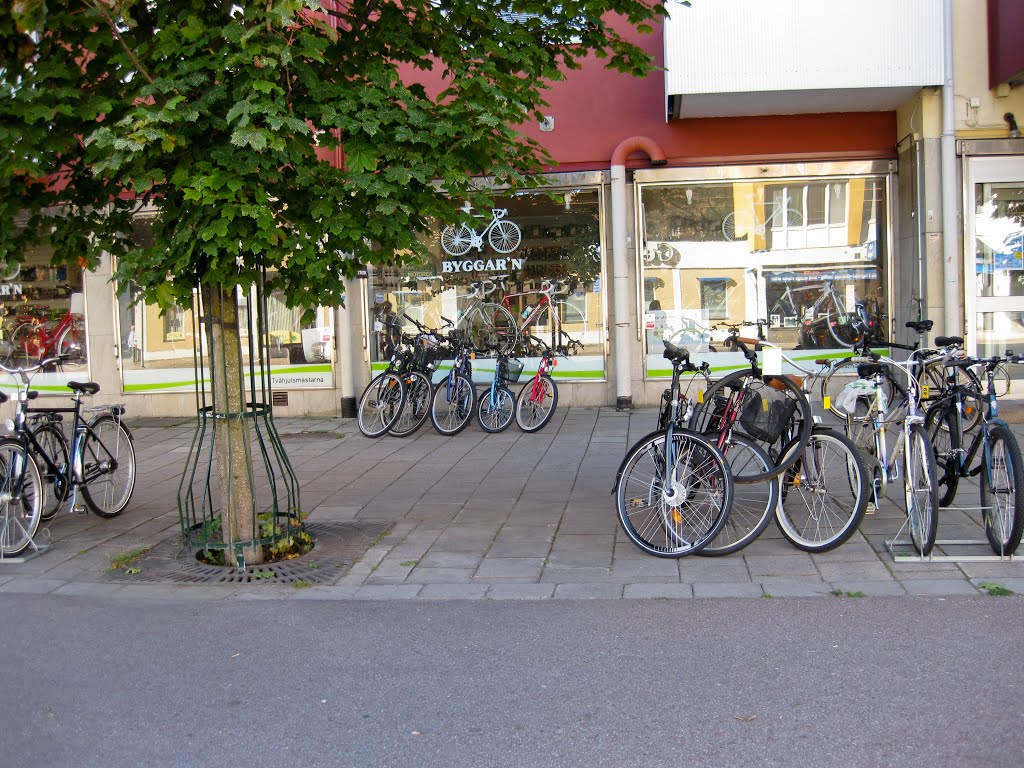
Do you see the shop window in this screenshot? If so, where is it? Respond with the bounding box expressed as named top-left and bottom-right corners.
top-left (366, 186), bottom-right (606, 381)
top-left (639, 171), bottom-right (889, 376)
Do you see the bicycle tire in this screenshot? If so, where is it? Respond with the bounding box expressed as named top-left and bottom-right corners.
top-left (991, 362), bottom-right (1011, 398)
top-left (32, 422), bottom-right (70, 520)
top-left (55, 321), bottom-right (87, 367)
top-left (440, 224), bottom-right (473, 257)
top-left (430, 373), bottom-right (476, 436)
top-left (477, 385), bottom-right (515, 433)
top-left (980, 424), bottom-right (1024, 556)
top-left (0, 438), bottom-right (43, 557)
top-left (925, 403), bottom-right (960, 507)
top-left (825, 312), bottom-right (864, 348)
top-left (721, 212), bottom-right (737, 241)
top-left (699, 434), bottom-right (779, 556)
top-left (79, 415), bottom-right (136, 518)
top-left (388, 371), bottom-right (433, 437)
top-left (357, 372), bottom-right (406, 438)
top-left (615, 429), bottom-right (733, 558)
top-left (822, 358), bottom-right (896, 423)
top-left (776, 428), bottom-right (870, 553)
top-left (11, 323), bottom-right (38, 360)
top-left (902, 423), bottom-right (939, 556)
top-left (488, 220), bottom-right (522, 253)
top-left (689, 369), bottom-right (813, 483)
top-left (920, 362), bottom-right (983, 432)
top-left (515, 374), bottom-right (558, 433)
top-left (467, 304), bottom-right (517, 355)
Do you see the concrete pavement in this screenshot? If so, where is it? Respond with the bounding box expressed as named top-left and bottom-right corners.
top-left (2, 404), bottom-right (1024, 600)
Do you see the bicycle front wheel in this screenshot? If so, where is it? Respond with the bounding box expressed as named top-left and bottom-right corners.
top-left (357, 372), bottom-right (406, 438)
top-left (55, 321), bottom-right (87, 367)
top-left (388, 371), bottom-right (433, 437)
top-left (0, 438), bottom-right (43, 557)
top-left (488, 220), bottom-right (522, 253)
top-left (79, 416), bottom-right (136, 518)
top-left (699, 434), bottom-right (779, 556)
top-left (776, 428), bottom-right (870, 553)
top-left (515, 374), bottom-right (558, 433)
top-left (468, 304), bottom-right (517, 355)
top-left (477, 385), bottom-right (515, 433)
top-left (32, 422), bottom-right (70, 520)
top-left (901, 423), bottom-right (939, 556)
top-left (430, 374), bottom-right (476, 436)
top-left (615, 430), bottom-right (733, 558)
top-left (980, 424), bottom-right (1024, 556)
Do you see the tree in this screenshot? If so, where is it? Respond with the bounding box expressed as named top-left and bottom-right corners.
top-left (1, 0), bottom-right (667, 562)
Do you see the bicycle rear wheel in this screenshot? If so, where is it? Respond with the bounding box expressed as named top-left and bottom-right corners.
top-left (430, 374), bottom-right (476, 436)
top-left (357, 372), bottom-right (406, 437)
top-left (615, 430), bottom-right (732, 557)
top-left (901, 423), bottom-right (938, 556)
top-left (468, 304), bottom-right (517, 355)
top-left (699, 434), bottom-right (779, 556)
top-left (515, 374), bottom-right (558, 433)
top-left (32, 422), bottom-right (70, 520)
top-left (0, 438), bottom-right (43, 556)
top-left (55, 321), bottom-right (87, 367)
top-left (925, 403), bottom-right (960, 507)
top-left (980, 424), bottom-right (1024, 556)
top-left (389, 371), bottom-right (432, 437)
top-left (79, 416), bottom-right (136, 518)
top-left (776, 428), bottom-right (870, 552)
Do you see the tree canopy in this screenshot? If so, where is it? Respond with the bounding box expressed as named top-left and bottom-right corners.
top-left (1, 0), bottom-right (668, 313)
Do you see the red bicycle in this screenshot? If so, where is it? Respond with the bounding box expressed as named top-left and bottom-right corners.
top-left (11, 304), bottom-right (87, 366)
top-left (514, 334), bottom-right (559, 432)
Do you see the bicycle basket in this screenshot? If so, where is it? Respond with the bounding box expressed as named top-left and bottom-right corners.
top-left (739, 391), bottom-right (798, 443)
top-left (503, 358), bottom-right (525, 383)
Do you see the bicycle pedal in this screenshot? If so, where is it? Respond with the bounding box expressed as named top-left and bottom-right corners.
top-left (72, 504), bottom-right (88, 514)
top-left (865, 502), bottom-right (877, 515)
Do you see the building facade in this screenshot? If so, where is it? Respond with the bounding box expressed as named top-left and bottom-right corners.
top-left (6, 0), bottom-right (1022, 416)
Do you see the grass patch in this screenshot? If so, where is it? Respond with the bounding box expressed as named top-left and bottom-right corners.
top-left (830, 590), bottom-right (866, 598)
top-left (110, 547), bottom-right (150, 571)
top-left (292, 580), bottom-right (313, 589)
top-left (979, 582), bottom-right (1013, 596)
top-left (400, 561), bottom-right (418, 567)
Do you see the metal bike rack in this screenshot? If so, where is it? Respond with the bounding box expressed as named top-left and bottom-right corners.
top-left (885, 503), bottom-right (1021, 562)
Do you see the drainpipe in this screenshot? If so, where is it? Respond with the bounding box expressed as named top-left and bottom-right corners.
top-left (610, 136), bottom-right (667, 410)
top-left (941, 0), bottom-right (959, 338)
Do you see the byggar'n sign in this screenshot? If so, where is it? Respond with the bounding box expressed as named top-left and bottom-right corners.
top-left (441, 257), bottom-right (525, 274)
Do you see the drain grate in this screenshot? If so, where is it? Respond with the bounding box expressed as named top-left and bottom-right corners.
top-left (106, 521), bottom-right (392, 586)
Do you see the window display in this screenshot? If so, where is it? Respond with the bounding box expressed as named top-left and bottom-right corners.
top-left (639, 172), bottom-right (889, 376)
top-left (368, 187), bottom-right (606, 382)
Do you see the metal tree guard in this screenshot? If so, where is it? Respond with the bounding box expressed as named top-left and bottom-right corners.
top-left (177, 270), bottom-right (302, 570)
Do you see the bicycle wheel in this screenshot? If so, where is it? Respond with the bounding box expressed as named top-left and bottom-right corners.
top-left (477, 385), bottom-right (515, 433)
top-left (0, 438), bottom-right (43, 557)
top-left (822, 358), bottom-right (895, 422)
top-left (79, 415), bottom-right (136, 518)
top-left (825, 312), bottom-right (864, 348)
top-left (488, 220), bottom-right (522, 253)
top-left (920, 363), bottom-right (982, 432)
top-left (32, 421), bottom-right (70, 520)
top-left (980, 424), bottom-right (1024, 556)
top-left (776, 428), bottom-right (870, 552)
top-left (430, 373), bottom-right (476, 436)
top-left (388, 371), bottom-right (432, 437)
top-left (699, 434), bottom-right (779, 556)
top-left (469, 303), bottom-right (517, 355)
top-left (440, 224), bottom-right (473, 256)
top-left (515, 374), bottom-right (558, 433)
top-left (901, 423), bottom-right (939, 556)
top-left (925, 403), bottom-right (960, 507)
top-left (721, 212), bottom-right (737, 241)
top-left (55, 321), bottom-right (87, 366)
top-left (690, 369), bottom-right (813, 483)
top-left (615, 429), bottom-right (733, 558)
top-left (11, 323), bottom-right (39, 360)
top-left (357, 372), bottom-right (406, 438)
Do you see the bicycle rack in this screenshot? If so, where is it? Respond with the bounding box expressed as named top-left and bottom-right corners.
top-left (0, 524), bottom-right (50, 564)
top-left (885, 502), bottom-right (1021, 563)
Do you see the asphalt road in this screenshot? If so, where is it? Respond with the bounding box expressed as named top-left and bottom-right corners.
top-left (3, 594), bottom-right (1022, 768)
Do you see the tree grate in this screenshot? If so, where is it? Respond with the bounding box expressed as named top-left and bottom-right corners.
top-left (105, 521), bottom-right (392, 586)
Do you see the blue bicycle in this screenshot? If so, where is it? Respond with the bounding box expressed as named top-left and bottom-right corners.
top-left (476, 348), bottom-right (521, 433)
top-left (430, 320), bottom-right (477, 436)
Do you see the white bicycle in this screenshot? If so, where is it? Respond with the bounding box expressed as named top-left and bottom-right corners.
top-left (441, 208), bottom-right (522, 256)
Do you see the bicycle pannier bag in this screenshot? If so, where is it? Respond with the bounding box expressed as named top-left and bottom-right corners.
top-left (739, 391), bottom-right (798, 443)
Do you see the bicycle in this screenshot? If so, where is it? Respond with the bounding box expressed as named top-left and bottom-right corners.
top-left (769, 279), bottom-right (864, 348)
top-left (387, 315), bottom-right (441, 438)
top-left (722, 202), bottom-right (803, 242)
top-left (834, 351), bottom-right (939, 555)
top-left (430, 321), bottom-right (477, 436)
top-left (0, 390), bottom-right (44, 558)
top-left (2, 356), bottom-right (137, 528)
top-left (925, 353), bottom-right (1024, 556)
top-left (453, 277), bottom-right (517, 355)
top-left (499, 280), bottom-right (582, 357)
top-left (476, 347), bottom-right (520, 433)
top-left (440, 208), bottom-right (522, 256)
top-left (514, 334), bottom-right (559, 433)
top-left (11, 301), bottom-right (87, 367)
top-left (612, 340), bottom-right (733, 557)
top-left (356, 352), bottom-right (408, 438)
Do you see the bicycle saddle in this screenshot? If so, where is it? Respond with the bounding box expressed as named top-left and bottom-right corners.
top-left (905, 320), bottom-right (933, 333)
top-left (934, 336), bottom-right (964, 347)
top-left (857, 363), bottom-right (884, 378)
top-left (67, 381), bottom-right (100, 395)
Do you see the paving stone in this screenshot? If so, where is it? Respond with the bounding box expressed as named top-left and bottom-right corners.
top-left (828, 581), bottom-right (907, 597)
top-left (745, 554), bottom-right (819, 578)
top-left (474, 557), bottom-right (545, 581)
top-left (417, 552), bottom-right (483, 569)
top-left (901, 579), bottom-right (982, 596)
top-left (815, 560), bottom-right (897, 582)
top-left (553, 583), bottom-right (623, 599)
top-left (352, 584), bottom-right (423, 600)
top-left (758, 581), bottom-right (834, 597)
top-left (546, 550), bottom-right (611, 568)
top-left (418, 583), bottom-right (489, 600)
top-left (692, 582), bottom-right (764, 598)
top-left (409, 568), bottom-right (477, 584)
top-left (0, 577), bottom-right (66, 593)
top-left (485, 583), bottom-right (555, 600)
top-left (623, 583), bottom-right (694, 598)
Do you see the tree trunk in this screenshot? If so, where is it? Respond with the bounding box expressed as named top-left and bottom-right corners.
top-left (202, 283), bottom-right (263, 566)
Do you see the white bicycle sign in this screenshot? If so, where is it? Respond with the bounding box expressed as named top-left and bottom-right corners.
top-left (441, 208), bottom-right (522, 256)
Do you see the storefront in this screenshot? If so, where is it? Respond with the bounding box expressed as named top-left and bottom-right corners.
top-left (635, 161), bottom-right (894, 379)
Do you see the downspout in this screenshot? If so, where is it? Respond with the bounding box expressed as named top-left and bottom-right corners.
top-left (941, 0), bottom-right (960, 338)
top-left (610, 136), bottom-right (667, 410)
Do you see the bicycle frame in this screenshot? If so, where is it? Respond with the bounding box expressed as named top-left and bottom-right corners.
top-left (936, 359), bottom-right (1005, 486)
top-left (16, 308), bottom-right (78, 359)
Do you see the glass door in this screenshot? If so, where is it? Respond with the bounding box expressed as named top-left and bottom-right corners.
top-left (966, 156), bottom-right (1024, 364)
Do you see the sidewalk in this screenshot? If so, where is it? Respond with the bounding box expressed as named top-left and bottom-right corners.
top-left (2, 404), bottom-right (1024, 601)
